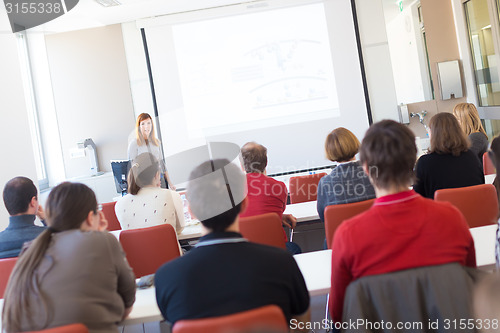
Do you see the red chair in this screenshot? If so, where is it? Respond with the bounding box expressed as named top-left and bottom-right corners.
top-left (119, 224), bottom-right (181, 278)
top-left (26, 323), bottom-right (89, 333)
top-left (239, 213), bottom-right (286, 250)
top-left (483, 152), bottom-right (496, 175)
top-left (172, 305), bottom-right (288, 333)
top-left (324, 199), bottom-right (375, 249)
top-left (0, 257), bottom-right (17, 298)
top-left (289, 173), bottom-right (327, 204)
top-left (101, 201), bottom-right (121, 231)
top-left (434, 184), bottom-right (498, 228)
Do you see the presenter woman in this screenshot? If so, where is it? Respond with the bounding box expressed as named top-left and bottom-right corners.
top-left (2, 182), bottom-right (136, 333)
top-left (128, 113), bottom-right (175, 190)
top-left (453, 103), bottom-right (489, 164)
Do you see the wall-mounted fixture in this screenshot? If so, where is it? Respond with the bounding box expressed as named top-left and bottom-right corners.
top-left (410, 110), bottom-right (428, 131)
top-left (437, 60), bottom-right (463, 100)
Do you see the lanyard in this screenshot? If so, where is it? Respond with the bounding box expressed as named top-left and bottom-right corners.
top-left (195, 237), bottom-right (248, 248)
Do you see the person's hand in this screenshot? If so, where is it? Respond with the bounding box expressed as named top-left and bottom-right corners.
top-left (122, 306), bottom-right (133, 320)
top-left (282, 214), bottom-right (297, 229)
top-left (97, 211), bottom-right (108, 232)
top-left (36, 205), bottom-right (46, 221)
top-left (169, 184), bottom-right (177, 191)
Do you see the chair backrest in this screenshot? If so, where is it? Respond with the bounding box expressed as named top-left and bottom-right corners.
top-left (0, 257), bottom-right (17, 298)
top-left (26, 323), bottom-right (89, 333)
top-left (483, 152), bottom-right (496, 175)
top-left (289, 173), bottom-right (327, 204)
top-left (239, 213), bottom-right (286, 249)
top-left (172, 305), bottom-right (288, 333)
top-left (434, 184), bottom-right (498, 228)
top-left (101, 201), bottom-right (121, 231)
top-left (324, 199), bottom-right (375, 249)
top-left (342, 263), bottom-right (479, 333)
top-left (119, 224), bottom-right (181, 278)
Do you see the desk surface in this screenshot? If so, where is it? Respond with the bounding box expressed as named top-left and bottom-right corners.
top-left (470, 224), bottom-right (496, 268)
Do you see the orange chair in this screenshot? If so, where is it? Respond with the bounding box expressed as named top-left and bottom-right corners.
top-left (0, 257), bottom-right (17, 298)
top-left (26, 323), bottom-right (89, 333)
top-left (483, 152), bottom-right (496, 175)
top-left (119, 224), bottom-right (181, 278)
top-left (239, 213), bottom-right (286, 250)
top-left (289, 173), bottom-right (327, 204)
top-left (434, 184), bottom-right (498, 228)
top-left (101, 201), bottom-right (121, 231)
top-left (324, 199), bottom-right (375, 249)
top-left (172, 305), bottom-right (288, 333)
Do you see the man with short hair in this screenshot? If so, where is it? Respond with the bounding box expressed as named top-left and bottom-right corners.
top-left (0, 176), bottom-right (46, 258)
top-left (155, 159), bottom-right (310, 327)
top-left (239, 142), bottom-right (300, 253)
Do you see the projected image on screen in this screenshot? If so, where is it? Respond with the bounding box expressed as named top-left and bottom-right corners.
top-left (172, 3), bottom-right (339, 137)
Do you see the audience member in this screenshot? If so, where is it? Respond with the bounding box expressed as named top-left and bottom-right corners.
top-left (474, 273), bottom-right (500, 333)
top-left (330, 120), bottom-right (476, 323)
top-left (155, 159), bottom-right (310, 327)
top-left (0, 177), bottom-right (46, 259)
top-left (489, 135), bottom-right (500, 214)
top-left (115, 152), bottom-right (185, 234)
top-left (2, 182), bottom-right (135, 332)
top-left (316, 127), bottom-right (375, 222)
top-left (239, 142), bottom-right (301, 254)
top-left (414, 112), bottom-right (484, 199)
top-left (453, 102), bottom-right (489, 163)
top-left (488, 135), bottom-right (500, 268)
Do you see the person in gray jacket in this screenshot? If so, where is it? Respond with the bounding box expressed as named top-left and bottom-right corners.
top-left (317, 127), bottom-right (375, 223)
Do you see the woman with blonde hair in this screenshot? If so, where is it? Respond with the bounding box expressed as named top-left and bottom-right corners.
top-left (453, 103), bottom-right (488, 163)
top-left (316, 127), bottom-right (375, 222)
top-left (128, 113), bottom-right (176, 190)
top-left (414, 112), bottom-right (484, 199)
top-left (2, 182), bottom-right (135, 332)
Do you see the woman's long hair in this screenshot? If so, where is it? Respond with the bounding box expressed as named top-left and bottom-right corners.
top-left (453, 103), bottom-right (487, 137)
top-left (127, 153), bottom-right (160, 195)
top-left (429, 113), bottom-right (470, 156)
top-left (135, 113), bottom-right (160, 146)
top-left (2, 182), bottom-right (98, 332)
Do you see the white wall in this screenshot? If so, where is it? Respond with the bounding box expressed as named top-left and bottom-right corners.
top-left (0, 11), bottom-right (38, 231)
top-left (355, 0), bottom-right (400, 123)
top-left (44, 25), bottom-right (136, 179)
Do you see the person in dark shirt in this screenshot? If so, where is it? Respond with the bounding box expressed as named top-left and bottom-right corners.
top-left (0, 177), bottom-right (46, 258)
top-left (414, 113), bottom-right (484, 199)
top-left (155, 159), bottom-right (310, 328)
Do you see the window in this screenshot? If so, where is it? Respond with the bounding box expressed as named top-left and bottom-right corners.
top-left (16, 32), bottom-right (49, 190)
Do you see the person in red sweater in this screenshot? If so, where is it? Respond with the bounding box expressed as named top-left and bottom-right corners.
top-left (329, 120), bottom-right (477, 323)
top-left (239, 142), bottom-right (300, 253)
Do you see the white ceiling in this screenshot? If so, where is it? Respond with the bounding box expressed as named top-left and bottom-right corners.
top-left (25, 0), bottom-right (261, 33)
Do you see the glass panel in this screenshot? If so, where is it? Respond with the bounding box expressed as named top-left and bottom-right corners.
top-left (16, 33), bottom-right (48, 188)
top-left (465, 0), bottom-right (500, 106)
